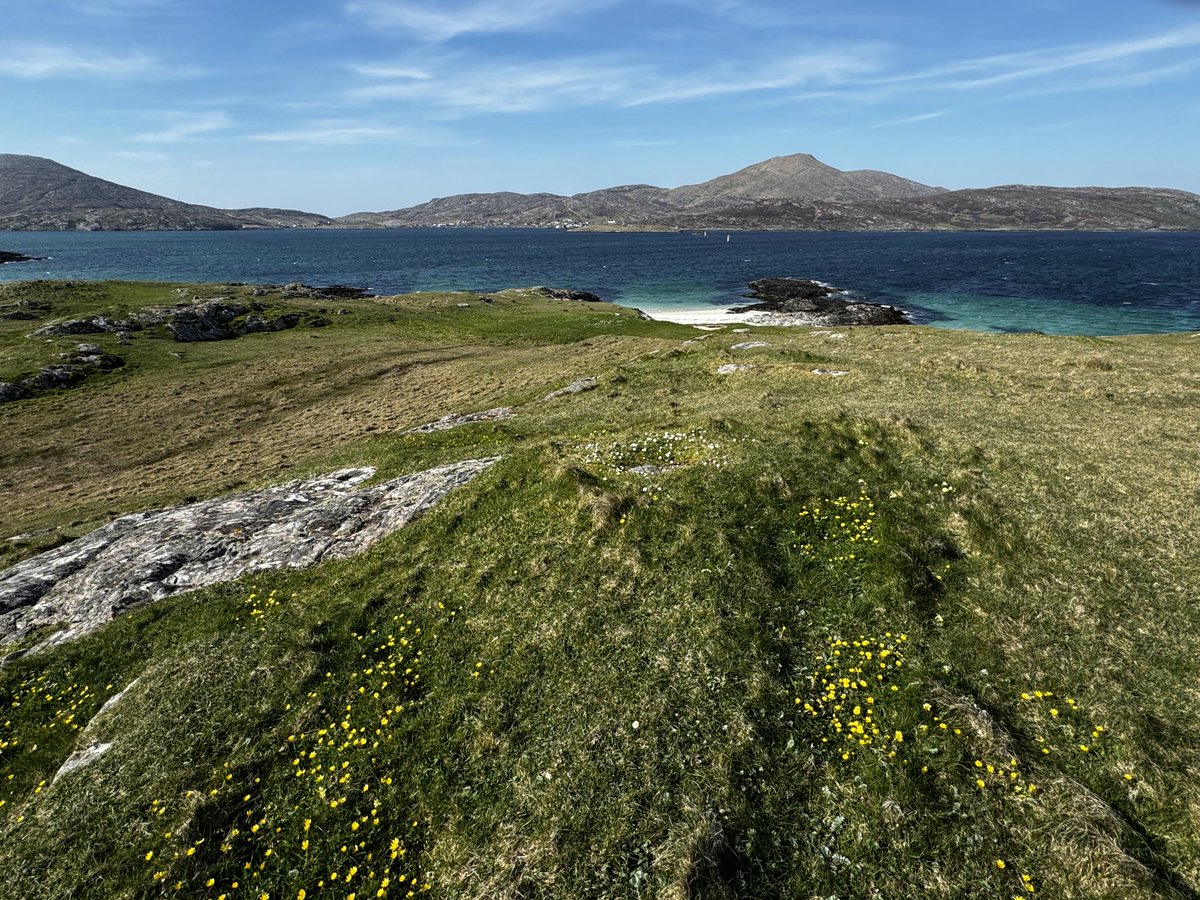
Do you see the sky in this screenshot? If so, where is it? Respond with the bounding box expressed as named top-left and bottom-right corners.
top-left (2, 0), bottom-right (1199, 215)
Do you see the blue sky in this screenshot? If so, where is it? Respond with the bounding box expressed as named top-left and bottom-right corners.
top-left (3, 0), bottom-right (1199, 215)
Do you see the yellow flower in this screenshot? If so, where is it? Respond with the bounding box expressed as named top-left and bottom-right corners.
top-left (145, 851), bottom-right (154, 861)
top-left (996, 859), bottom-right (1006, 869)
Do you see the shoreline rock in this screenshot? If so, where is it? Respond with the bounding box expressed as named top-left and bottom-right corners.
top-left (0, 251), bottom-right (42, 265)
top-left (730, 278), bottom-right (910, 326)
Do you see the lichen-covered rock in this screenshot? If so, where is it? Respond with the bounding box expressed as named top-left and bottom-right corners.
top-left (0, 459), bottom-right (499, 650)
top-left (541, 378), bottom-right (599, 401)
top-left (405, 408), bottom-right (514, 434)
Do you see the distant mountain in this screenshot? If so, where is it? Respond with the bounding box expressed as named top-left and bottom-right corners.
top-left (340, 152), bottom-right (1200, 231)
top-left (648, 185), bottom-right (1200, 232)
top-left (0, 155), bottom-right (333, 231)
top-left (339, 153), bottom-right (948, 227)
top-left (4, 151), bottom-right (1199, 233)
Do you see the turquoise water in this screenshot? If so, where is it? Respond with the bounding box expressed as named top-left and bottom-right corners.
top-left (1, 228), bottom-right (1197, 335)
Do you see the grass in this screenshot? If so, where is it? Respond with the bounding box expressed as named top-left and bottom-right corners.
top-left (1, 281), bottom-right (1199, 898)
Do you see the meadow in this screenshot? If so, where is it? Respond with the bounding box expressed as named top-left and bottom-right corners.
top-left (1, 280), bottom-right (1198, 898)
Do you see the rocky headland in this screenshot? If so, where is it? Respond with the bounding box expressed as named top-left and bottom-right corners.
top-left (730, 278), bottom-right (910, 326)
top-left (0, 251), bottom-right (39, 264)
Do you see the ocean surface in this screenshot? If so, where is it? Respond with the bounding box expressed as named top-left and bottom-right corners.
top-left (1, 228), bottom-right (1197, 335)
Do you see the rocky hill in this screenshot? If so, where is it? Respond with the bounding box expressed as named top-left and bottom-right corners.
top-left (6, 151), bottom-right (1200, 232)
top-left (339, 153), bottom-right (948, 227)
top-left (0, 155), bottom-right (334, 231)
top-left (341, 153), bottom-right (1200, 231)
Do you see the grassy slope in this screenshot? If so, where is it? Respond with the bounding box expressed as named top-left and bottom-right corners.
top-left (1, 281), bottom-right (1198, 899)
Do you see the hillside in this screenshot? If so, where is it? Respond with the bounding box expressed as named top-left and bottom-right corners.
top-left (1, 280), bottom-right (1199, 898)
top-left (341, 153), bottom-right (1200, 231)
top-left (340, 153), bottom-right (947, 227)
top-left (0, 155), bottom-right (334, 231)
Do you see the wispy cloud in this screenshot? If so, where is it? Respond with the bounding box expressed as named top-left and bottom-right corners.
top-left (134, 111), bottom-right (232, 143)
top-left (347, 49), bottom-right (881, 115)
top-left (349, 64), bottom-right (433, 80)
top-left (248, 120), bottom-right (454, 146)
top-left (864, 23), bottom-right (1200, 94)
top-left (344, 0), bottom-right (614, 41)
top-left (0, 43), bottom-right (161, 79)
top-left (871, 110), bottom-right (949, 128)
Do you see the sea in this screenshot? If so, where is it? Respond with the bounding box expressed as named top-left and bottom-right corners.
top-left (1, 228), bottom-right (1198, 335)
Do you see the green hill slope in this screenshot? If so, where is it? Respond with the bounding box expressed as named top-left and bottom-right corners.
top-left (1, 282), bottom-right (1198, 898)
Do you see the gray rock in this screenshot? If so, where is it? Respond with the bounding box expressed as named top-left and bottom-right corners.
top-left (0, 381), bottom-right (32, 403)
top-left (541, 377), bottom-right (599, 401)
top-left (731, 341), bottom-right (770, 351)
top-left (812, 368), bottom-right (851, 377)
top-left (25, 365), bottom-right (87, 391)
top-left (406, 408), bottom-right (514, 434)
top-left (0, 459), bottom-right (499, 649)
top-left (271, 313), bottom-right (302, 331)
top-left (535, 287), bottom-right (605, 303)
top-left (717, 364), bottom-right (754, 374)
top-left (238, 315), bottom-right (271, 334)
top-left (730, 278), bottom-right (910, 326)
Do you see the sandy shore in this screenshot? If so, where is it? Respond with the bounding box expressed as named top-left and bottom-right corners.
top-left (641, 306), bottom-right (830, 328)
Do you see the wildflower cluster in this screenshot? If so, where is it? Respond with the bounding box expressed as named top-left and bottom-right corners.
top-left (1017, 688), bottom-right (1123, 772)
top-left (970, 754), bottom-right (1038, 799)
top-left (789, 489), bottom-right (879, 564)
top-left (238, 588), bottom-right (292, 632)
top-left (138, 597), bottom-right (452, 898)
top-left (1, 670), bottom-right (111, 814)
top-left (796, 633), bottom-right (908, 763)
top-left (578, 429), bottom-right (727, 476)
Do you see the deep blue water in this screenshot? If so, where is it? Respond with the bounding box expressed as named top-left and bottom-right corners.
top-left (1, 228), bottom-right (1197, 335)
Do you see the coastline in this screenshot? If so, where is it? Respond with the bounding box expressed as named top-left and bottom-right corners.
top-left (639, 305), bottom-right (900, 328)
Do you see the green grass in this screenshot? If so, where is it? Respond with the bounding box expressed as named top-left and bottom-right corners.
top-left (1, 282), bottom-right (1199, 898)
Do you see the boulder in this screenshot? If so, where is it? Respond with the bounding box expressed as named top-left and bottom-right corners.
top-left (0, 382), bottom-right (32, 403)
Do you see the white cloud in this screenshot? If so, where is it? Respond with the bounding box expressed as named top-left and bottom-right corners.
top-left (134, 111), bottom-right (233, 143)
top-left (350, 64), bottom-right (433, 80)
top-left (248, 120), bottom-right (453, 146)
top-left (865, 23), bottom-right (1200, 94)
top-left (871, 111), bottom-right (949, 129)
top-left (346, 50), bottom-right (881, 115)
top-left (0, 43), bottom-right (160, 79)
top-left (344, 0), bottom-right (614, 41)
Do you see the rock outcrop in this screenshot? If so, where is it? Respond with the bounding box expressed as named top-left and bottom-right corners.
top-left (32, 295), bottom-right (333, 343)
top-left (0, 459), bottom-right (499, 650)
top-left (0, 343), bottom-right (126, 403)
top-left (731, 279), bottom-right (910, 326)
top-left (0, 250), bottom-right (40, 264)
top-left (405, 408), bottom-right (514, 434)
top-left (535, 287), bottom-right (605, 303)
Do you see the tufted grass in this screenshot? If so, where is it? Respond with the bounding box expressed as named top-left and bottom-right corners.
top-left (0, 281), bottom-right (1199, 898)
